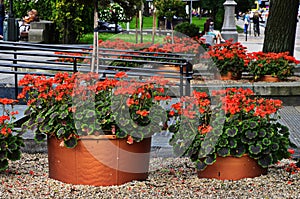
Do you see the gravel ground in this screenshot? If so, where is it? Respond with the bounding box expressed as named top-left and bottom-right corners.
top-left (1, 153), bottom-right (300, 199)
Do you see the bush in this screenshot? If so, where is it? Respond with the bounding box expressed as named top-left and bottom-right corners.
top-left (174, 22), bottom-right (200, 38)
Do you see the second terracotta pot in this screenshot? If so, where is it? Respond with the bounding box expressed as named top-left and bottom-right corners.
top-left (216, 71), bottom-right (242, 80)
top-left (197, 155), bottom-right (267, 180)
top-left (258, 75), bottom-right (280, 82)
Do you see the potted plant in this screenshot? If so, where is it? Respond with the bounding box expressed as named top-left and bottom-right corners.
top-left (0, 98), bottom-right (24, 171)
top-left (168, 87), bottom-right (295, 180)
top-left (18, 72), bottom-right (171, 186)
top-left (205, 39), bottom-right (249, 80)
top-left (248, 51), bottom-right (299, 81)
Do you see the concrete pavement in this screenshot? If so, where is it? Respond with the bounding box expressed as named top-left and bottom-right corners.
top-left (235, 19), bottom-right (300, 61)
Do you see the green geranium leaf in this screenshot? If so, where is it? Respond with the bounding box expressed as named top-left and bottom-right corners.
top-left (0, 159), bottom-right (8, 171)
top-left (262, 138), bottom-right (271, 146)
top-left (279, 125), bottom-right (289, 134)
top-left (30, 124), bottom-right (38, 131)
top-left (8, 143), bottom-right (18, 151)
top-left (59, 104), bottom-right (69, 111)
top-left (0, 141), bottom-right (6, 150)
top-left (86, 110), bottom-right (95, 118)
top-left (271, 143), bottom-right (279, 151)
top-left (39, 123), bottom-right (52, 133)
top-left (0, 151), bottom-right (7, 160)
top-left (86, 126), bottom-right (94, 135)
top-left (50, 112), bottom-right (59, 119)
top-left (226, 127), bottom-right (238, 137)
top-left (231, 144), bottom-right (246, 157)
top-left (204, 154), bottom-right (216, 165)
top-left (8, 135), bottom-right (17, 143)
top-left (64, 137), bottom-right (78, 148)
top-left (262, 148), bottom-right (271, 154)
top-left (217, 147), bottom-right (230, 157)
top-left (138, 116), bottom-right (151, 125)
top-left (74, 121), bottom-right (81, 130)
top-left (48, 119), bottom-right (54, 126)
top-left (204, 145), bottom-right (215, 155)
top-left (258, 154), bottom-right (273, 168)
top-left (46, 105), bottom-right (59, 117)
top-left (57, 128), bottom-right (65, 139)
top-left (59, 111), bottom-right (68, 119)
top-left (118, 117), bottom-right (130, 127)
top-left (34, 132), bottom-right (46, 143)
top-left (218, 138), bottom-right (228, 147)
top-left (249, 144), bottom-right (262, 155)
top-left (116, 130), bottom-right (127, 138)
top-left (36, 116), bottom-right (45, 123)
top-left (242, 123), bottom-right (250, 130)
top-left (211, 128), bottom-right (222, 136)
top-left (258, 129), bottom-right (267, 137)
top-left (24, 108), bottom-right (34, 116)
top-left (75, 112), bottom-right (83, 120)
top-left (7, 150), bottom-right (21, 161)
top-left (245, 130), bottom-right (258, 139)
top-left (249, 121), bottom-right (258, 129)
top-left (196, 160), bottom-right (207, 171)
top-left (228, 139), bottom-right (237, 148)
top-left (131, 131), bottom-right (144, 142)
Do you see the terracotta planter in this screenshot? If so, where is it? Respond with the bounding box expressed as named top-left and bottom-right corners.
top-left (47, 135), bottom-right (151, 186)
top-left (258, 75), bottom-right (280, 82)
top-left (197, 155), bottom-right (267, 180)
top-left (216, 71), bottom-right (242, 80)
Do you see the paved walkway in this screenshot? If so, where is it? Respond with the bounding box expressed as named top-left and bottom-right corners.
top-left (235, 19), bottom-right (300, 60)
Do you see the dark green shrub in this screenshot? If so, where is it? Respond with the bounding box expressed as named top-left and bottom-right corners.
top-left (174, 22), bottom-right (200, 38)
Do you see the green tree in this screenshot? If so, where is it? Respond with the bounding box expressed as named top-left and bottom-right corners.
top-left (154, 0), bottom-right (186, 30)
top-left (263, 0), bottom-right (299, 56)
top-left (199, 0), bottom-right (225, 29)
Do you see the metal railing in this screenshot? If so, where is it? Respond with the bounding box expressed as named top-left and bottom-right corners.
top-left (0, 41), bottom-right (194, 99)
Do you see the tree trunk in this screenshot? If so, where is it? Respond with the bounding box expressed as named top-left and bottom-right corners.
top-left (152, 11), bottom-right (156, 44)
top-left (91, 1), bottom-right (98, 72)
top-left (263, 0), bottom-right (298, 56)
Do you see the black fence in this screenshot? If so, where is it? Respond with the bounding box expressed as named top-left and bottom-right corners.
top-left (0, 41), bottom-right (195, 99)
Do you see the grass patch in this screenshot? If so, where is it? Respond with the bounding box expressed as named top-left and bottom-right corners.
top-left (79, 16), bottom-right (208, 44)
top-left (79, 32), bottom-right (166, 44)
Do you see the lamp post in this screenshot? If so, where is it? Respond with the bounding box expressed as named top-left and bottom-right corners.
top-left (221, 0), bottom-right (238, 42)
top-left (7, 0), bottom-right (18, 41)
top-left (190, 0), bottom-right (192, 24)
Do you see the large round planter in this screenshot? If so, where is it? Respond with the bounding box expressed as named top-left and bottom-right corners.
top-left (197, 155), bottom-right (267, 180)
top-left (47, 135), bottom-right (152, 186)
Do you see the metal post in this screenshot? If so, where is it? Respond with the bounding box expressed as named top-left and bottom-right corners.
top-left (7, 0), bottom-right (17, 41)
top-left (190, 0), bottom-right (193, 24)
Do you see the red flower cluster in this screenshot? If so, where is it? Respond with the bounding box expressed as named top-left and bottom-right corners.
top-left (212, 87), bottom-right (282, 118)
top-left (0, 98), bottom-right (19, 136)
top-left (248, 51), bottom-right (300, 80)
top-left (169, 90), bottom-right (211, 134)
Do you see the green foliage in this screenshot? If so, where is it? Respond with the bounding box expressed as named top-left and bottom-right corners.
top-left (174, 22), bottom-right (200, 38)
top-left (0, 99), bottom-right (24, 172)
top-left (99, 3), bottom-right (128, 23)
top-left (7, 0), bottom-right (94, 44)
top-left (54, 0), bottom-right (90, 43)
top-left (154, 0), bottom-right (186, 21)
top-left (4, 0), bottom-right (55, 20)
